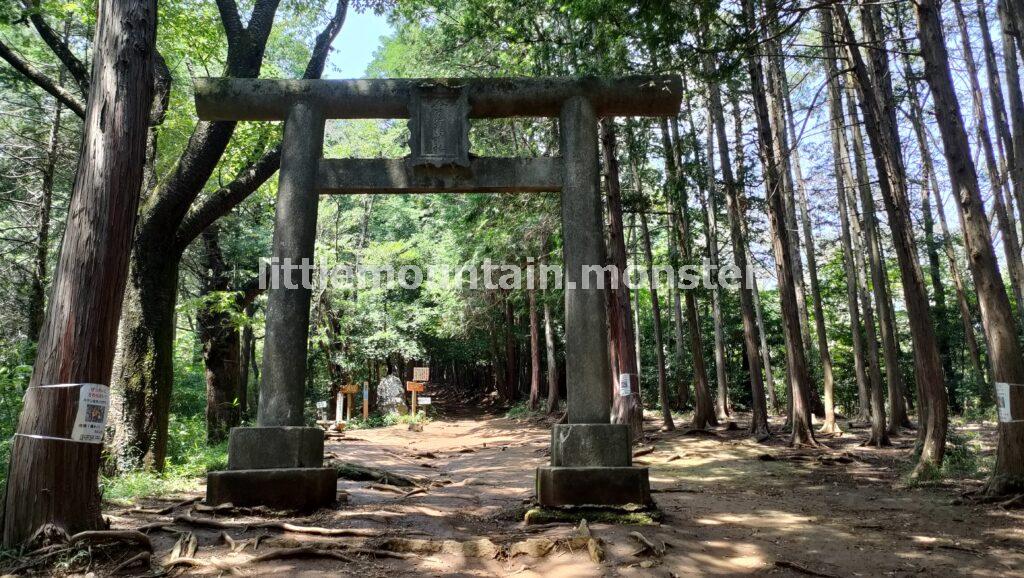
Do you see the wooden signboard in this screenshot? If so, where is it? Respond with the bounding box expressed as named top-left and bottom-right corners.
top-left (340, 384), bottom-right (360, 395)
top-left (406, 381), bottom-right (425, 393)
top-left (413, 367), bottom-right (430, 382)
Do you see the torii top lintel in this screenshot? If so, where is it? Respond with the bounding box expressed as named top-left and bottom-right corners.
top-left (194, 76), bottom-right (683, 121)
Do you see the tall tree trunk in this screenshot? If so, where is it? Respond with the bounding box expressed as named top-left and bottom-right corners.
top-left (28, 96), bottom-right (63, 342)
top-left (239, 303), bottom-right (255, 416)
top-left (601, 119), bottom-right (643, 439)
top-left (820, 8), bottom-right (870, 426)
top-left (1, 0), bottom-right (155, 546)
top-left (745, 0), bottom-right (816, 447)
top-left (709, 74), bottom-right (770, 439)
top-left (639, 209), bottom-right (673, 431)
top-left (784, 77), bottom-right (838, 433)
top-left (837, 57), bottom-right (891, 446)
top-left (699, 95), bottom-right (730, 421)
top-left (895, 9), bottom-right (979, 398)
top-left (915, 0), bottom-right (1024, 493)
top-left (731, 95), bottom-right (779, 414)
top-left (528, 287), bottom-right (541, 411)
top-left (1000, 0), bottom-right (1024, 246)
top-left (837, 4), bottom-right (948, 473)
top-left (952, 0), bottom-right (1024, 329)
top-left (544, 293), bottom-right (559, 414)
top-left (198, 226), bottom-right (241, 444)
top-left (664, 115), bottom-right (717, 429)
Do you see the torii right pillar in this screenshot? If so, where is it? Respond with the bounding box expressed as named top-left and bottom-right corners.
top-left (535, 96), bottom-right (652, 508)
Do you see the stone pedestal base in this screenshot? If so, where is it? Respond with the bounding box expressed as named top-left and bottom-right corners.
top-left (551, 423), bottom-right (631, 466)
top-left (536, 423), bottom-right (651, 507)
top-left (207, 426), bottom-right (336, 510)
top-left (535, 466), bottom-right (651, 507)
top-left (227, 426), bottom-right (325, 470)
top-left (207, 467), bottom-right (337, 510)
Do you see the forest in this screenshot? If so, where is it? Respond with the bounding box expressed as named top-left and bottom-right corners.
top-left (1, 0), bottom-right (1024, 574)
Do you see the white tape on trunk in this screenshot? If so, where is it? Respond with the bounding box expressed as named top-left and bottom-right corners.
top-left (995, 382), bottom-right (1024, 424)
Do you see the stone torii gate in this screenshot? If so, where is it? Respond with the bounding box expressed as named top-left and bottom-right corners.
top-left (196, 76), bottom-right (683, 510)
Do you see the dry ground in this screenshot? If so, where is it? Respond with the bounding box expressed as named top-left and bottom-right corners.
top-left (57, 402), bottom-right (1024, 576)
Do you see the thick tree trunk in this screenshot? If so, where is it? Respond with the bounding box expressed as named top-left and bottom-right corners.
top-left (837, 4), bottom-right (947, 473)
top-left (897, 27), bottom-right (987, 384)
top-left (601, 119), bottom-right (643, 439)
top-left (745, 0), bottom-right (816, 447)
top-left (198, 226), bottom-right (242, 444)
top-left (1000, 0), bottom-right (1024, 245)
top-left (915, 0), bottom-right (1024, 493)
top-left (528, 287), bottom-right (541, 411)
top-left (1, 0), bottom-right (155, 546)
top-left (708, 74), bottom-right (770, 439)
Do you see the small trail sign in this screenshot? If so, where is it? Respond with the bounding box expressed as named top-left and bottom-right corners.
top-left (413, 367), bottom-right (430, 382)
top-left (340, 384), bottom-right (359, 395)
top-left (418, 396), bottom-right (432, 405)
top-left (406, 381), bottom-right (425, 393)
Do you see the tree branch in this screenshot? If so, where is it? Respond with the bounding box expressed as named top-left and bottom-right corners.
top-left (171, 0), bottom-right (350, 251)
top-left (214, 0), bottom-right (244, 42)
top-left (21, 1), bottom-right (89, 94)
top-left (172, 144), bottom-right (282, 252)
top-left (0, 39), bottom-right (85, 118)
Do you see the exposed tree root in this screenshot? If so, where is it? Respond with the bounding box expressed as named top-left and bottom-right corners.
top-left (774, 559), bottom-right (837, 577)
top-left (69, 529), bottom-right (153, 552)
top-left (172, 513), bottom-right (385, 536)
top-left (112, 551), bottom-right (151, 573)
top-left (332, 461), bottom-right (425, 487)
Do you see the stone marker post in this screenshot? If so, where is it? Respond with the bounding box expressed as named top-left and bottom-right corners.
top-left (534, 97), bottom-right (651, 508)
top-left (206, 102), bottom-right (337, 510)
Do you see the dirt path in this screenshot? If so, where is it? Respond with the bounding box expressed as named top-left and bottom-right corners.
top-left (103, 410), bottom-right (1024, 577)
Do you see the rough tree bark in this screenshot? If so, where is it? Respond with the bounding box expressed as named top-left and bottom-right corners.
top-left (837, 4), bottom-right (947, 473)
top-left (708, 72), bottom-right (770, 439)
top-left (915, 0), bottom-right (1024, 492)
top-left (699, 83), bottom-right (731, 422)
top-left (108, 0), bottom-right (348, 471)
top-left (820, 8), bottom-right (870, 426)
top-left (198, 226), bottom-right (241, 443)
top-left (1, 0), bottom-right (156, 546)
top-left (665, 114), bottom-right (717, 429)
top-left (601, 119), bottom-right (643, 440)
top-left (744, 0), bottom-right (817, 447)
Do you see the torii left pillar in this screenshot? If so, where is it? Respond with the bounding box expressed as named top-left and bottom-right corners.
top-left (206, 102), bottom-right (337, 510)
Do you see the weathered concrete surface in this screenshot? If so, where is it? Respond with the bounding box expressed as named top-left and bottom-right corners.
top-left (535, 466), bottom-right (651, 507)
top-left (317, 157), bottom-right (562, 193)
top-left (559, 97), bottom-right (611, 424)
top-left (227, 427), bottom-right (325, 470)
top-left (195, 76), bottom-right (683, 120)
top-left (258, 102), bottom-right (325, 427)
top-left (550, 424), bottom-right (631, 467)
top-left (207, 467), bottom-right (337, 510)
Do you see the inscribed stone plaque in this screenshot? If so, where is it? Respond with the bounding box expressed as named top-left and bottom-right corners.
top-left (407, 84), bottom-right (470, 168)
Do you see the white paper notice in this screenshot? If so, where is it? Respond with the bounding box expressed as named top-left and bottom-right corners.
top-left (418, 396), bottom-right (432, 405)
top-left (71, 384), bottom-right (109, 444)
top-left (996, 382), bottom-right (1014, 423)
top-left (618, 373), bottom-right (634, 397)
top-left (413, 367), bottom-right (430, 382)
